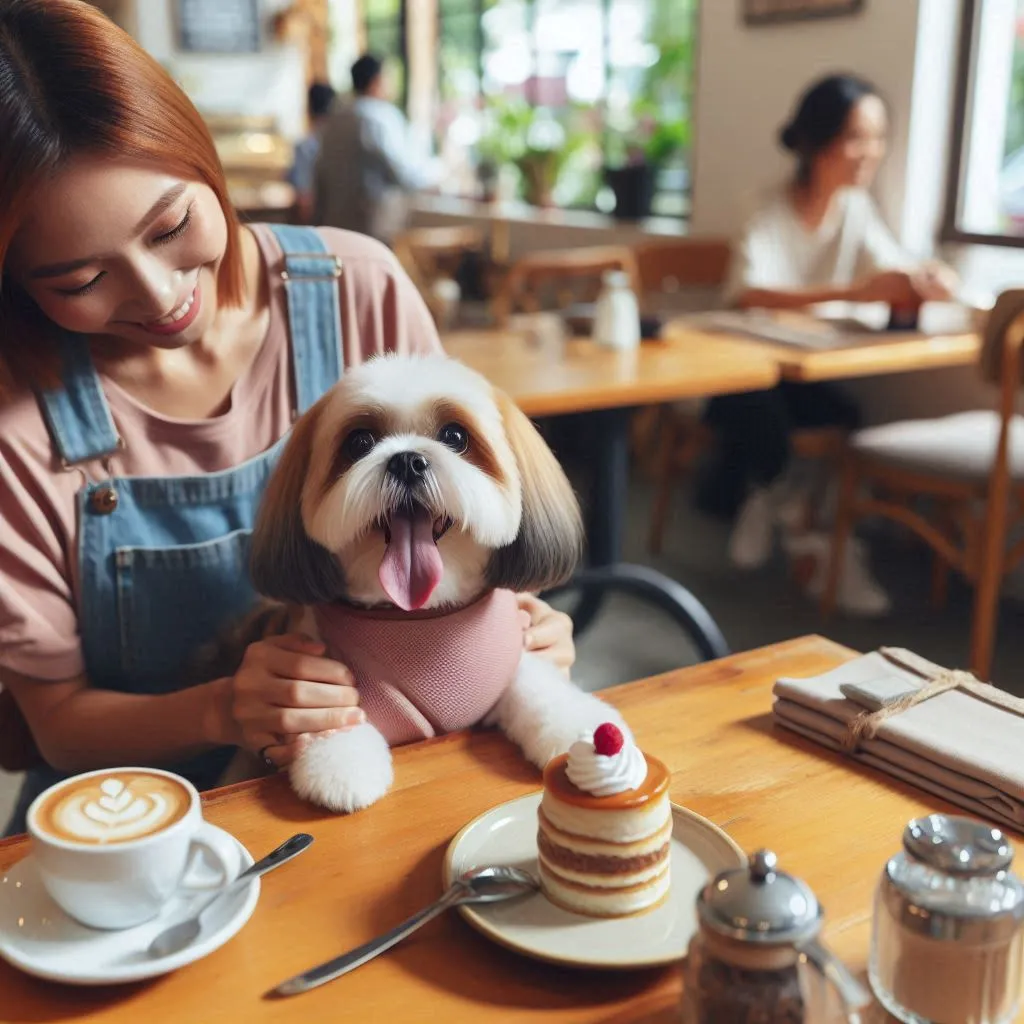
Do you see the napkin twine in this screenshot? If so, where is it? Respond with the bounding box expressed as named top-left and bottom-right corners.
top-left (841, 647), bottom-right (1024, 753)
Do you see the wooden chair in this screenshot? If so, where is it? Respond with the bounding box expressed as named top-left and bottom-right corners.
top-left (633, 237), bottom-right (732, 309)
top-left (393, 226), bottom-right (495, 327)
top-left (647, 417), bottom-right (848, 551)
top-left (492, 245), bottom-right (642, 324)
top-left (822, 289), bottom-right (1024, 681)
top-left (640, 236), bottom-right (850, 552)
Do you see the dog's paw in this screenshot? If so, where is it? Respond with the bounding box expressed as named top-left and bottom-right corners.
top-left (501, 669), bottom-right (633, 769)
top-left (524, 703), bottom-right (629, 769)
top-left (289, 725), bottom-right (394, 813)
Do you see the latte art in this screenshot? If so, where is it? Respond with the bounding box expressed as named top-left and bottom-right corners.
top-left (34, 771), bottom-right (190, 845)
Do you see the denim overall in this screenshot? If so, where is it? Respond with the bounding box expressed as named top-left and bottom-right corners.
top-left (3, 224), bottom-right (344, 836)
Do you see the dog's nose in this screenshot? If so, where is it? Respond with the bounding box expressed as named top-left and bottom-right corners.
top-left (387, 451), bottom-right (429, 485)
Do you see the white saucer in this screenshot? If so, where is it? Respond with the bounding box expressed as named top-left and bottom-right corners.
top-left (444, 793), bottom-right (745, 970)
top-left (0, 825), bottom-right (257, 985)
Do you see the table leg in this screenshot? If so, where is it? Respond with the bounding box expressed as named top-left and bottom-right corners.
top-left (566, 408), bottom-right (629, 631)
top-left (547, 407), bottom-right (730, 663)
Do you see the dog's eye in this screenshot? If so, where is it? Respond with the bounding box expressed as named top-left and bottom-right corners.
top-left (438, 423), bottom-right (469, 454)
top-left (344, 429), bottom-right (376, 461)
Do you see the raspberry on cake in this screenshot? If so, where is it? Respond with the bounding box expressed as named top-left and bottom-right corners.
top-left (537, 723), bottom-right (671, 917)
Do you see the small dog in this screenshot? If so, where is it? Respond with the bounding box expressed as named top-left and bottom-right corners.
top-left (242, 353), bottom-right (628, 813)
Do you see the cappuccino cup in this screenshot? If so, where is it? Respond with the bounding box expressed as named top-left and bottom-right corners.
top-left (27, 767), bottom-right (241, 930)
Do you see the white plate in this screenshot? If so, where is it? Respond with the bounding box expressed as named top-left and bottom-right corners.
top-left (0, 825), bottom-right (257, 985)
top-left (443, 792), bottom-right (745, 970)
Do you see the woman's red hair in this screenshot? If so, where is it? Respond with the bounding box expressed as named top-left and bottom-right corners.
top-left (0, 0), bottom-right (245, 393)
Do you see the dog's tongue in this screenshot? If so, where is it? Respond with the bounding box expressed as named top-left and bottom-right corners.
top-left (379, 508), bottom-right (444, 611)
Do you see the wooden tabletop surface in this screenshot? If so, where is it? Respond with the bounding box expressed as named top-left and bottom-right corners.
top-left (4, 635), bottom-right (1014, 1023)
top-left (663, 318), bottom-right (981, 383)
top-left (442, 329), bottom-right (779, 417)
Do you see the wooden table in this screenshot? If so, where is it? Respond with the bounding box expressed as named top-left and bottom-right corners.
top-left (663, 318), bottom-right (981, 383)
top-left (442, 328), bottom-right (778, 649)
top-left (4, 636), bottom-right (1016, 1022)
top-left (442, 329), bottom-right (779, 418)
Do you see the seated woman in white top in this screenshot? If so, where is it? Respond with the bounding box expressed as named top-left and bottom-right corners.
top-left (699, 73), bottom-right (957, 614)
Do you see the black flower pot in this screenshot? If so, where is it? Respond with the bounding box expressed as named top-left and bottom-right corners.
top-left (604, 162), bottom-right (656, 220)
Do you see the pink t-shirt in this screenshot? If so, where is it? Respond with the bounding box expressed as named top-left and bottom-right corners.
top-left (0, 224), bottom-right (442, 682)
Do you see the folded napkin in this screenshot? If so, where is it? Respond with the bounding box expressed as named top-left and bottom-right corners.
top-left (772, 648), bottom-right (1024, 832)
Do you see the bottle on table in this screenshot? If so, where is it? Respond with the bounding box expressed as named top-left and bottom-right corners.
top-left (682, 849), bottom-right (869, 1024)
top-left (593, 269), bottom-right (641, 351)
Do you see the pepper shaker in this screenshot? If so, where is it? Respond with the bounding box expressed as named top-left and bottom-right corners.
top-left (869, 814), bottom-right (1024, 1024)
top-left (682, 849), bottom-right (869, 1024)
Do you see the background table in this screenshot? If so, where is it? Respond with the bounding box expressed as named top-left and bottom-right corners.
top-left (4, 635), bottom-right (1015, 1023)
top-left (663, 318), bottom-right (981, 382)
top-left (442, 329), bottom-right (779, 651)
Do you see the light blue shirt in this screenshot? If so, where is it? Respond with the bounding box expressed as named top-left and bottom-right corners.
top-left (287, 133), bottom-right (321, 197)
top-left (313, 95), bottom-right (439, 241)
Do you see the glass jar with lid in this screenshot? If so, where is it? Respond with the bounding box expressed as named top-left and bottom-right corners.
top-left (682, 849), bottom-right (869, 1024)
top-left (870, 814), bottom-right (1024, 1024)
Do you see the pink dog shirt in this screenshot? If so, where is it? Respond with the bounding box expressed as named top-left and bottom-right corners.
top-left (312, 588), bottom-right (524, 746)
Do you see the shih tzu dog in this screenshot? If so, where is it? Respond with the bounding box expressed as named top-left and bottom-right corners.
top-left (243, 353), bottom-right (628, 814)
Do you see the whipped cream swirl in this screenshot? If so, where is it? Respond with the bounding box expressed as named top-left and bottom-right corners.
top-left (566, 730), bottom-right (647, 797)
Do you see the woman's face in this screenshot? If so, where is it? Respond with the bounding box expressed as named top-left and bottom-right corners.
top-left (815, 94), bottom-right (888, 190)
top-left (8, 156), bottom-right (229, 350)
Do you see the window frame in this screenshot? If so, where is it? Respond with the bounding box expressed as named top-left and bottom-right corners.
top-left (361, 0), bottom-right (410, 110)
top-left (433, 0), bottom-right (696, 217)
top-left (942, 0), bottom-right (1024, 248)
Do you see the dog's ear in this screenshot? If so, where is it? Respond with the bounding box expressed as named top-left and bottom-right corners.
top-left (250, 399), bottom-right (346, 604)
top-left (486, 390), bottom-right (583, 593)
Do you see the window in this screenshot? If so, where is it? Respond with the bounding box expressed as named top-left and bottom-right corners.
top-left (429, 0), bottom-right (698, 215)
top-left (362, 0), bottom-right (407, 106)
top-left (945, 0), bottom-right (1024, 245)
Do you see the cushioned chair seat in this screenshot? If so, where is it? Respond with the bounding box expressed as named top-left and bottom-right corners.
top-left (853, 411), bottom-right (1024, 481)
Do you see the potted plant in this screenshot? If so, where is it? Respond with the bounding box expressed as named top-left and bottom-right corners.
top-left (603, 36), bottom-right (692, 220)
top-left (604, 103), bottom-right (688, 220)
top-left (476, 98), bottom-right (593, 208)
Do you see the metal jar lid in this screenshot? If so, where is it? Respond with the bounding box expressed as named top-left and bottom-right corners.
top-left (696, 849), bottom-right (823, 945)
top-left (903, 814), bottom-right (1013, 875)
top-left (881, 814), bottom-right (1024, 943)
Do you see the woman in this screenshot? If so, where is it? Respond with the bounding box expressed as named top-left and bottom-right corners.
top-left (0, 1), bottom-right (574, 836)
top-left (702, 73), bottom-right (957, 612)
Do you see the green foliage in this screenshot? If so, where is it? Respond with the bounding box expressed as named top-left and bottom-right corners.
top-left (1006, 42), bottom-right (1024, 159)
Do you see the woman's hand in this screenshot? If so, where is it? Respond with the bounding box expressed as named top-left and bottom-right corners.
top-left (517, 593), bottom-right (576, 677)
top-left (226, 633), bottom-right (364, 768)
top-left (912, 260), bottom-right (959, 302)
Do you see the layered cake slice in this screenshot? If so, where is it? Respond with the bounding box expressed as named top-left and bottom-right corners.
top-left (537, 722), bottom-right (671, 917)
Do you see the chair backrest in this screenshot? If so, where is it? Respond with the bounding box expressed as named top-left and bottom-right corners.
top-left (492, 245), bottom-right (642, 324)
top-left (977, 289), bottom-right (1024, 545)
top-left (632, 237), bottom-right (732, 295)
top-left (393, 226), bottom-right (488, 286)
top-left (393, 226), bottom-right (490, 327)
top-left (978, 288), bottom-right (1024, 390)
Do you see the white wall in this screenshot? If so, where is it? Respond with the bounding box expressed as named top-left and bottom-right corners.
top-left (689, 1), bottom-right (922, 241)
top-left (687, 0), bottom-right (1013, 425)
top-left (131, 0), bottom-right (308, 141)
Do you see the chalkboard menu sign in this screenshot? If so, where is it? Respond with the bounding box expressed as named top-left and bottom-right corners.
top-left (175, 0), bottom-right (262, 53)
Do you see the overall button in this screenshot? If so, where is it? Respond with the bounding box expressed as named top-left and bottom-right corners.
top-left (90, 486), bottom-right (119, 515)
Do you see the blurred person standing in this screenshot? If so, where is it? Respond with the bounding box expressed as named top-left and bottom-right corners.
top-left (313, 54), bottom-right (439, 244)
top-left (287, 80), bottom-right (336, 223)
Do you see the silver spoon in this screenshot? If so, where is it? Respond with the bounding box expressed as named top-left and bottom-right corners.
top-left (148, 832), bottom-right (314, 959)
top-left (269, 865), bottom-right (538, 997)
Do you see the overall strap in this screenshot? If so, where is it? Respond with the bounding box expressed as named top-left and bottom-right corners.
top-left (37, 334), bottom-right (123, 468)
top-left (266, 223), bottom-right (344, 415)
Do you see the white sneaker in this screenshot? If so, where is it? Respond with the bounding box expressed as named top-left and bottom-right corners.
top-left (785, 532), bottom-right (892, 617)
top-left (728, 475), bottom-right (813, 570)
top-left (728, 489), bottom-right (775, 569)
